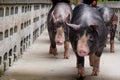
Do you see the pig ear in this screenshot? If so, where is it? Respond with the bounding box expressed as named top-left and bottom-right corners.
top-left (66, 22), bottom-right (80, 30)
top-left (66, 14), bottom-right (71, 22)
top-left (50, 11), bottom-right (57, 23)
top-left (90, 25), bottom-right (100, 36)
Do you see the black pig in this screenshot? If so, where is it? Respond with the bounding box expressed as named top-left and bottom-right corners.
top-left (66, 4), bottom-right (107, 79)
top-left (47, 2), bottom-right (72, 59)
top-left (98, 7), bottom-right (118, 53)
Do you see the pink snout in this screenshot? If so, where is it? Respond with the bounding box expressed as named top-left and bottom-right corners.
top-left (55, 34), bottom-right (65, 45)
top-left (56, 39), bottom-right (64, 45)
top-left (55, 27), bottom-right (65, 45)
top-left (77, 47), bottom-right (89, 57)
top-left (107, 34), bottom-right (110, 39)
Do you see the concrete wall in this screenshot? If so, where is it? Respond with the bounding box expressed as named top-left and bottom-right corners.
top-left (0, 1), bottom-right (52, 76)
top-left (98, 2), bottom-right (120, 8)
top-left (0, 0), bottom-right (51, 4)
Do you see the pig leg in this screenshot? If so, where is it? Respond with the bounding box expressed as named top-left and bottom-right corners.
top-left (76, 54), bottom-right (85, 79)
top-left (64, 41), bottom-right (70, 59)
top-left (48, 31), bottom-right (58, 56)
top-left (49, 44), bottom-right (57, 56)
top-left (89, 53), bottom-right (94, 66)
top-left (92, 54), bottom-right (100, 76)
top-left (110, 24), bottom-right (117, 53)
top-left (110, 39), bottom-right (114, 53)
top-left (77, 66), bottom-right (85, 80)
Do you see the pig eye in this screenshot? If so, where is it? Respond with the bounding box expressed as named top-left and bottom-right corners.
top-left (64, 29), bottom-right (67, 33)
top-left (88, 35), bottom-right (94, 41)
top-left (53, 29), bottom-right (56, 33)
top-left (76, 38), bottom-right (78, 41)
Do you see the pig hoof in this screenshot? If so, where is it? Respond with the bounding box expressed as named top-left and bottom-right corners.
top-left (77, 71), bottom-right (85, 80)
top-left (90, 64), bottom-right (93, 67)
top-left (91, 71), bottom-right (98, 76)
top-left (110, 50), bottom-right (114, 53)
top-left (64, 56), bottom-right (69, 59)
top-left (49, 48), bottom-right (58, 56)
top-left (49, 49), bottom-right (52, 54)
top-left (52, 51), bottom-right (58, 56)
top-left (49, 51), bottom-right (53, 54)
top-left (53, 53), bottom-right (58, 56)
top-left (77, 75), bottom-right (85, 80)
top-left (64, 54), bottom-right (69, 59)
top-left (49, 47), bottom-right (53, 54)
top-left (89, 63), bottom-right (93, 67)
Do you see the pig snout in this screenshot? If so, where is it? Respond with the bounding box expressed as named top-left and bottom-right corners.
top-left (55, 33), bottom-right (65, 45)
top-left (107, 33), bottom-right (110, 39)
top-left (77, 46), bottom-right (89, 56)
top-left (77, 33), bottom-right (90, 56)
top-left (55, 27), bottom-right (65, 45)
top-left (56, 39), bottom-right (64, 45)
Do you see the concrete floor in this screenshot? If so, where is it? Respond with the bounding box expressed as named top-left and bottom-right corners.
top-left (1, 29), bottom-right (120, 80)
